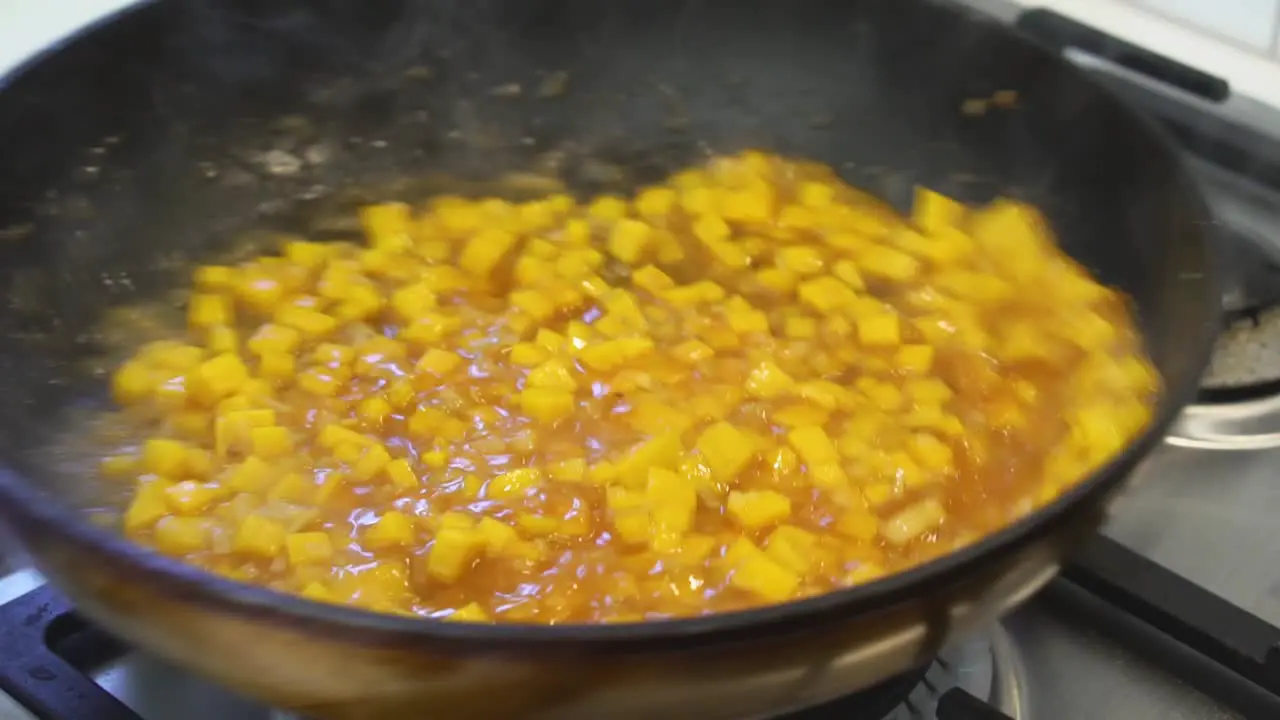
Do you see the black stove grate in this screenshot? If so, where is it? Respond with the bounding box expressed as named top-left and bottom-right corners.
top-left (772, 663), bottom-right (1009, 720)
top-left (0, 582), bottom-right (1009, 720)
top-left (1062, 534), bottom-right (1280, 700)
top-left (0, 584), bottom-right (138, 720)
top-left (777, 665), bottom-right (932, 720)
top-left (7, 532), bottom-right (1280, 719)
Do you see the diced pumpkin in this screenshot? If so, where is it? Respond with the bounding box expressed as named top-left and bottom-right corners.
top-left (100, 151), bottom-right (1154, 625)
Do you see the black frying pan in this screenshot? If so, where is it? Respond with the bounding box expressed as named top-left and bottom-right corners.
top-left (0, 1), bottom-right (1220, 718)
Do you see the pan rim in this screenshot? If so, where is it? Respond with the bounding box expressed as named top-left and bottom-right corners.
top-left (0, 0), bottom-right (1225, 650)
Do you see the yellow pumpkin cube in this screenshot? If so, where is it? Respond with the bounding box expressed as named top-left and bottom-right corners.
top-left (459, 227), bottom-right (518, 278)
top-left (519, 388), bottom-right (575, 422)
top-left (250, 426), bottom-right (293, 459)
top-left (142, 438), bottom-right (188, 478)
top-left (446, 602), bottom-right (491, 622)
top-left (634, 187), bottom-right (677, 218)
top-left (487, 468), bottom-right (541, 500)
top-left (547, 457), bottom-right (586, 483)
top-left (727, 490), bottom-right (792, 529)
top-left (352, 443), bottom-right (392, 482)
top-left (416, 348), bottom-right (463, 377)
top-left (787, 425), bottom-right (839, 467)
top-left (360, 202), bottom-right (413, 250)
top-left (233, 514), bottom-right (287, 558)
top-left (607, 219), bottom-right (652, 265)
top-left (745, 361), bottom-right (796, 399)
top-left (283, 532), bottom-right (332, 567)
top-left (726, 538), bottom-right (799, 602)
top-left (153, 517), bottom-right (210, 555)
top-left (476, 517), bottom-right (519, 555)
top-left (775, 246), bottom-right (824, 275)
top-left (696, 421), bottom-right (755, 481)
top-left (765, 525), bottom-right (818, 574)
top-left (797, 276), bottom-right (856, 314)
top-left (188, 293), bottom-right (233, 330)
top-left (124, 479), bottom-right (172, 532)
top-left (859, 245), bottom-right (920, 282)
top-left (274, 306), bottom-right (338, 338)
top-left (192, 353), bottom-right (250, 404)
top-left (426, 526), bottom-right (484, 582)
top-left (163, 480), bottom-right (221, 515)
top-left (365, 510), bottom-right (415, 549)
top-left (836, 511), bottom-right (879, 541)
top-left (385, 459), bottom-right (420, 490)
top-left (912, 186), bottom-right (966, 234)
top-left (857, 312), bottom-right (900, 347)
top-left (527, 359), bottom-right (578, 392)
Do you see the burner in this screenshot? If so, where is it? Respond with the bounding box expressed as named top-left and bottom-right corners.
top-left (0, 570), bottom-right (1025, 720)
top-left (776, 631), bottom-right (1026, 720)
top-left (1200, 307), bottom-right (1280, 395)
top-left (888, 633), bottom-right (1026, 719)
top-left (1187, 154), bottom-right (1280, 319)
top-left (1196, 210), bottom-right (1280, 396)
top-left (1185, 154), bottom-right (1280, 396)
top-left (775, 665), bottom-right (931, 720)
top-left (1216, 235), bottom-right (1280, 321)
top-left (1166, 390), bottom-right (1280, 450)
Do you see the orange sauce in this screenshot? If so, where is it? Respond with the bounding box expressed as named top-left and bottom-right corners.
top-left (97, 151), bottom-right (1158, 623)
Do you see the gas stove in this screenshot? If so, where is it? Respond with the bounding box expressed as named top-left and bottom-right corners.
top-left (5, 1), bottom-right (1280, 719)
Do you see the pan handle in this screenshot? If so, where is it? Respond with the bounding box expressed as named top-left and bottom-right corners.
top-left (1014, 9), bottom-right (1230, 103)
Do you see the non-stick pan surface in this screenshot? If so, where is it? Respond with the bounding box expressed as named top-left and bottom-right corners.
top-left (0, 0), bottom-right (1220, 717)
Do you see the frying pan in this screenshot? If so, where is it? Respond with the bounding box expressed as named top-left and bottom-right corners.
top-left (0, 0), bottom-right (1221, 718)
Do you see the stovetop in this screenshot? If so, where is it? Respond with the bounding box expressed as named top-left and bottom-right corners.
top-left (6, 2), bottom-right (1280, 720)
top-left (0, 565), bottom-right (1030, 720)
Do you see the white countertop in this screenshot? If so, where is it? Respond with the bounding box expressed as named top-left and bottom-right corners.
top-left (0, 0), bottom-right (140, 77)
top-left (1026, 0), bottom-right (1280, 108)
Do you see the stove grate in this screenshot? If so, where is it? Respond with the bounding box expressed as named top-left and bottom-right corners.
top-left (1062, 534), bottom-right (1280, 699)
top-left (11, 531), bottom-right (1278, 720)
top-left (0, 584), bottom-right (137, 720)
top-left (0, 582), bottom-right (1012, 720)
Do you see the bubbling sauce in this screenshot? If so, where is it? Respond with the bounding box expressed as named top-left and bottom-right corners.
top-left (97, 151), bottom-right (1157, 623)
